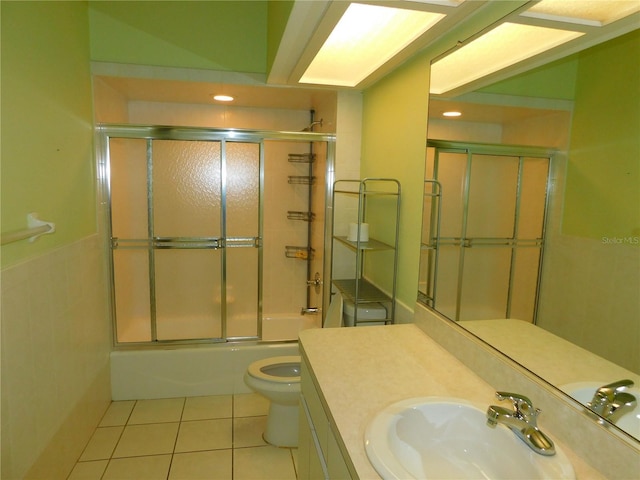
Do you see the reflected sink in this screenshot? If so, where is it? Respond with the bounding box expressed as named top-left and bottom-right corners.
top-left (561, 382), bottom-right (640, 438)
top-left (364, 397), bottom-right (574, 480)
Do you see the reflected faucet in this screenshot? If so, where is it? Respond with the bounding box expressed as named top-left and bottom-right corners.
top-left (486, 391), bottom-right (556, 456)
top-left (588, 379), bottom-right (637, 423)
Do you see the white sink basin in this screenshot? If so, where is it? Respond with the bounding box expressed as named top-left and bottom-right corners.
top-left (561, 382), bottom-right (640, 438)
top-left (364, 397), bottom-right (574, 480)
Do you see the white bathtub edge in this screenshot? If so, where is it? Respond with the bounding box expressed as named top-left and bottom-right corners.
top-left (110, 342), bottom-right (300, 400)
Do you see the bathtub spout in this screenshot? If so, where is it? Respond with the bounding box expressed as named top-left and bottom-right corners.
top-left (301, 307), bottom-right (319, 315)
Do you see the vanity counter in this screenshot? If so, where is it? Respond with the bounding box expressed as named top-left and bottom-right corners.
top-left (461, 319), bottom-right (640, 388)
top-left (299, 324), bottom-right (604, 479)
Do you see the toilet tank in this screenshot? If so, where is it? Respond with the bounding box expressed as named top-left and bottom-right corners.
top-left (343, 301), bottom-right (387, 327)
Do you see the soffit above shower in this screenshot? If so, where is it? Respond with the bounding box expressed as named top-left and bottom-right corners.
top-left (95, 75), bottom-right (336, 111)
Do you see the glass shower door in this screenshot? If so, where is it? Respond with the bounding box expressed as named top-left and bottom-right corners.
top-left (152, 139), bottom-right (223, 341)
top-left (108, 134), bottom-right (262, 343)
top-left (459, 153), bottom-right (519, 320)
top-left (426, 141), bottom-right (550, 323)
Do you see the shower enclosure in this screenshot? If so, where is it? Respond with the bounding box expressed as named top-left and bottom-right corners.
top-left (419, 140), bottom-right (552, 323)
top-left (97, 125), bottom-right (335, 345)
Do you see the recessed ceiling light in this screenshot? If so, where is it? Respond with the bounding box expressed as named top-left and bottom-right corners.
top-left (213, 94), bottom-right (234, 102)
top-left (300, 3), bottom-right (445, 87)
top-left (443, 111), bottom-right (462, 117)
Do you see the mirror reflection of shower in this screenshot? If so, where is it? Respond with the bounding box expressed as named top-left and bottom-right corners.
top-left (100, 125), bottom-right (334, 345)
top-left (419, 141), bottom-right (551, 323)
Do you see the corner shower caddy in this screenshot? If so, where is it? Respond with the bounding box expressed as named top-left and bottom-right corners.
top-left (284, 151), bottom-right (316, 262)
top-left (330, 178), bottom-right (401, 326)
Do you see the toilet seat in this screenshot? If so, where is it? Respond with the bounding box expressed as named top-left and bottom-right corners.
top-left (247, 356), bottom-right (301, 383)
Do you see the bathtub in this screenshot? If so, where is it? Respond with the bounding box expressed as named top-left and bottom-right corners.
top-left (110, 313), bottom-right (320, 400)
top-left (111, 341), bottom-right (301, 400)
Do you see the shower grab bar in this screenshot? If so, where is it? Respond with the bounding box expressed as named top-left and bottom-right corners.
top-left (1, 213), bottom-right (55, 245)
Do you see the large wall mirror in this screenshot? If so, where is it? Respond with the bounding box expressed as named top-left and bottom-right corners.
top-left (418, 29), bottom-right (639, 443)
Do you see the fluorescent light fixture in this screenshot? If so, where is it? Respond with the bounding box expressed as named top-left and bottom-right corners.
top-left (300, 3), bottom-right (445, 87)
top-left (213, 94), bottom-right (234, 102)
top-left (430, 22), bottom-right (584, 94)
top-left (523, 0), bottom-right (640, 26)
top-left (443, 111), bottom-right (462, 117)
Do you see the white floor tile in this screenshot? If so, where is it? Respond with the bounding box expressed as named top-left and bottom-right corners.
top-left (67, 460), bottom-right (108, 480)
top-left (80, 426), bottom-right (123, 461)
top-left (102, 455), bottom-right (172, 480)
top-left (72, 394), bottom-right (298, 479)
top-left (175, 418), bottom-right (232, 453)
top-left (113, 423), bottom-right (180, 457)
top-left (234, 416), bottom-right (268, 448)
top-left (182, 395), bottom-right (232, 421)
top-left (234, 393), bottom-right (269, 417)
top-left (128, 397), bottom-right (185, 424)
top-left (99, 401), bottom-right (135, 427)
top-left (169, 449), bottom-right (233, 479)
top-left (234, 446), bottom-right (297, 480)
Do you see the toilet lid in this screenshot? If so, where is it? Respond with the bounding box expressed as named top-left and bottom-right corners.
top-left (248, 355), bottom-right (301, 383)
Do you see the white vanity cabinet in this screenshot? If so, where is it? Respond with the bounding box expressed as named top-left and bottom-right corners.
top-left (298, 359), bottom-right (354, 480)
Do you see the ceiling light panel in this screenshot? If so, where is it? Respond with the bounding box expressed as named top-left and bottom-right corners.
top-left (430, 22), bottom-right (584, 95)
top-left (522, 0), bottom-right (640, 26)
top-left (299, 3), bottom-right (445, 87)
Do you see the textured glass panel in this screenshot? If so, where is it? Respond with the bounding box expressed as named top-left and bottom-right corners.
top-left (113, 249), bottom-right (151, 342)
top-left (155, 249), bottom-right (221, 340)
top-left (153, 140), bottom-right (221, 237)
top-left (435, 152), bottom-right (467, 238)
top-left (518, 157), bottom-right (549, 239)
top-left (109, 138), bottom-right (149, 238)
top-left (467, 154), bottom-right (518, 238)
top-left (432, 245), bottom-right (460, 320)
top-left (226, 247), bottom-right (258, 338)
top-left (262, 141), bottom-right (308, 316)
top-left (510, 248), bottom-right (541, 322)
top-left (227, 142), bottom-right (260, 237)
top-left (459, 247), bottom-right (512, 320)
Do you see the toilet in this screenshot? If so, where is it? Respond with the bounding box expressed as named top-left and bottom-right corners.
top-left (244, 355), bottom-right (301, 447)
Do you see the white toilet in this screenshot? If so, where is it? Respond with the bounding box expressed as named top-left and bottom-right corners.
top-left (244, 355), bottom-right (301, 447)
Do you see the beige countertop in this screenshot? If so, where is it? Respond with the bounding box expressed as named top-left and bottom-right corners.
top-left (461, 319), bottom-right (640, 389)
top-left (299, 324), bottom-right (604, 479)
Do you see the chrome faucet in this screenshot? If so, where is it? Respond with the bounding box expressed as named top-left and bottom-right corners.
top-left (300, 307), bottom-right (319, 315)
top-left (486, 391), bottom-right (556, 456)
top-left (588, 379), bottom-right (637, 423)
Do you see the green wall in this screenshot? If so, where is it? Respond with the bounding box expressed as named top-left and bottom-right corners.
top-left (361, 55), bottom-right (431, 308)
top-left (478, 55), bottom-right (579, 101)
top-left (89, 1), bottom-right (268, 73)
top-left (563, 30), bottom-right (640, 240)
top-left (1, 1), bottom-right (95, 268)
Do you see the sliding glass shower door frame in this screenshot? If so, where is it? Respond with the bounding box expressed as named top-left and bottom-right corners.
top-left (97, 125), bottom-right (335, 346)
top-left (425, 140), bottom-right (554, 324)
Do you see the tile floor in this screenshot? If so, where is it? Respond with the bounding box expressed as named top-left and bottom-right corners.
top-left (68, 393), bottom-right (298, 480)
